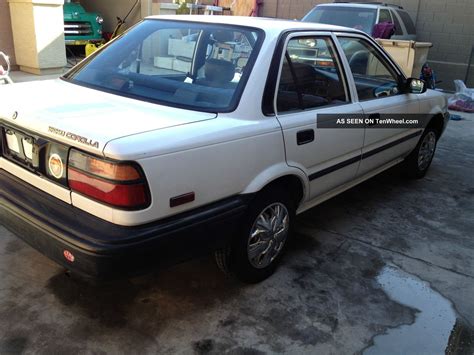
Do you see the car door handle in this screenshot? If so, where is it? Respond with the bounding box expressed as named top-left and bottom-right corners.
top-left (367, 113), bottom-right (380, 126)
top-left (297, 129), bottom-right (315, 145)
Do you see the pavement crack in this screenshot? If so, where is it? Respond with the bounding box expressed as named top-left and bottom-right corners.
top-left (316, 227), bottom-right (474, 280)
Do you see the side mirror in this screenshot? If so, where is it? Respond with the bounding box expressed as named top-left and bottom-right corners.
top-left (407, 78), bottom-right (427, 94)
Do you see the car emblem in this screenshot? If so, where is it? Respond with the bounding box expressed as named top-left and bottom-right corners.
top-left (48, 153), bottom-right (64, 179)
top-left (12, 111), bottom-right (18, 120)
top-left (48, 126), bottom-right (99, 149)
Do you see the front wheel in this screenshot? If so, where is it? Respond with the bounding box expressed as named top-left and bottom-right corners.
top-left (215, 189), bottom-right (294, 283)
top-left (403, 128), bottom-right (438, 179)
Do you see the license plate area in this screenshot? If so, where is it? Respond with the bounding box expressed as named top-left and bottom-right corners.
top-left (1, 125), bottom-right (43, 173)
top-left (1, 125), bottom-right (70, 186)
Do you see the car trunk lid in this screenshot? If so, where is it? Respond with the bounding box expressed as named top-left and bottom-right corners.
top-left (0, 79), bottom-right (216, 155)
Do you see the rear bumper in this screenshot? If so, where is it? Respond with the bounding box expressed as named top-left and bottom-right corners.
top-left (0, 169), bottom-right (249, 278)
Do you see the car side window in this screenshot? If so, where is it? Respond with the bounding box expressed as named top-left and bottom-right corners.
top-left (378, 9), bottom-right (392, 23)
top-left (397, 10), bottom-right (416, 35)
top-left (338, 37), bottom-right (402, 101)
top-left (390, 10), bottom-right (404, 35)
top-left (276, 36), bottom-right (349, 113)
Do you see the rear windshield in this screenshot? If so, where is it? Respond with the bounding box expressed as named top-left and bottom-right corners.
top-left (63, 20), bottom-right (264, 113)
top-left (302, 6), bottom-right (377, 35)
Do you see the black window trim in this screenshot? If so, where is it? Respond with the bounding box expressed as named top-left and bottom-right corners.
top-left (262, 30), bottom-right (352, 116)
top-left (284, 52), bottom-right (304, 109)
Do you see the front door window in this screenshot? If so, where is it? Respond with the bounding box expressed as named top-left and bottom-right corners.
top-left (338, 37), bottom-right (402, 101)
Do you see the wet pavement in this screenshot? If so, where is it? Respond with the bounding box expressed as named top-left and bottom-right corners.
top-left (364, 265), bottom-right (472, 355)
top-left (0, 111), bottom-right (473, 354)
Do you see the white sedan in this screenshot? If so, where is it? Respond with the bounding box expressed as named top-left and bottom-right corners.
top-left (0, 16), bottom-right (448, 282)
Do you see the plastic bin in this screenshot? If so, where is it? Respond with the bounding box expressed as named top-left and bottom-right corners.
top-left (376, 39), bottom-right (432, 78)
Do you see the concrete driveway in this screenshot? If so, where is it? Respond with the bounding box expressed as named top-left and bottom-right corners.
top-left (1, 113), bottom-right (473, 354)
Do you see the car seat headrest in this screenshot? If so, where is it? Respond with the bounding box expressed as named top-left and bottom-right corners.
top-left (212, 30), bottom-right (234, 43)
top-left (205, 59), bottom-right (235, 83)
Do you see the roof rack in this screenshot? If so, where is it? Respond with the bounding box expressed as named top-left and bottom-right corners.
top-left (333, 1), bottom-right (404, 9)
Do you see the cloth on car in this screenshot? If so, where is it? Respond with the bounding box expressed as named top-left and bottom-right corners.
top-left (372, 22), bottom-right (395, 39)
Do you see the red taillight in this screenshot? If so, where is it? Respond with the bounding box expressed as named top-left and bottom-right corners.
top-left (68, 150), bottom-right (150, 209)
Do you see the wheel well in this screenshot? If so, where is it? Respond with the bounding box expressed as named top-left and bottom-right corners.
top-left (426, 114), bottom-right (444, 138)
top-left (260, 175), bottom-right (305, 208)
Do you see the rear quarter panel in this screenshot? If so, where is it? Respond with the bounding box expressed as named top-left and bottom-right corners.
top-left (78, 117), bottom-right (288, 226)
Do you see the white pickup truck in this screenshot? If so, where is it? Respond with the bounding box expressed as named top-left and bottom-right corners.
top-left (0, 16), bottom-right (449, 282)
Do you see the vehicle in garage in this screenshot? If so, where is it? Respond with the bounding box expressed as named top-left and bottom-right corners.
top-left (0, 16), bottom-right (448, 282)
top-left (63, 0), bottom-right (104, 45)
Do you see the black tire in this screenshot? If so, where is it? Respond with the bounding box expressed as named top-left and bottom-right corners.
top-left (402, 128), bottom-right (438, 179)
top-left (214, 247), bottom-right (232, 276)
top-left (214, 187), bottom-right (294, 283)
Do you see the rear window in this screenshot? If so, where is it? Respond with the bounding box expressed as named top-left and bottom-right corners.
top-left (397, 10), bottom-right (416, 35)
top-left (302, 6), bottom-right (377, 35)
top-left (63, 20), bottom-right (264, 113)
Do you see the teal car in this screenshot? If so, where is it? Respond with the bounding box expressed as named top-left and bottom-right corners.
top-left (63, 1), bottom-right (103, 44)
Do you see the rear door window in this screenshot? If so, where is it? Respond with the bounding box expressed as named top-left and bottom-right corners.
top-left (378, 9), bottom-right (392, 23)
top-left (277, 36), bottom-right (349, 113)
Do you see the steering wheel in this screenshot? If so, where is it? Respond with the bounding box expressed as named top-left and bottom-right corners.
top-left (373, 82), bottom-right (399, 98)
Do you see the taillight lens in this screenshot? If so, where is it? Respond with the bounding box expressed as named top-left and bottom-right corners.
top-left (68, 150), bottom-right (150, 209)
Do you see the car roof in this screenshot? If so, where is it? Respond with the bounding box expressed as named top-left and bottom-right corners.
top-left (315, 3), bottom-right (404, 10)
top-left (317, 3), bottom-right (380, 9)
top-left (145, 15), bottom-right (365, 34)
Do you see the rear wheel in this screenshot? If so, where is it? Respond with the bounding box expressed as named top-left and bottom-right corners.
top-left (215, 188), bottom-right (294, 283)
top-left (403, 128), bottom-right (438, 179)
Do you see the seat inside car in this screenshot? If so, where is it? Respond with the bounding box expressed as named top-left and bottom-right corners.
top-left (277, 61), bottom-right (329, 111)
top-left (196, 58), bottom-right (236, 88)
top-left (194, 29), bottom-right (237, 88)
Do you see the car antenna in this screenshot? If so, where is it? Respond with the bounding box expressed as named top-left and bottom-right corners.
top-left (112, 0), bottom-right (140, 39)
